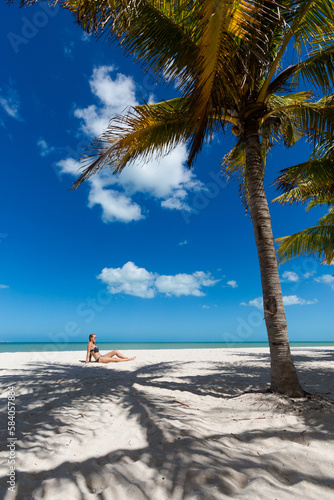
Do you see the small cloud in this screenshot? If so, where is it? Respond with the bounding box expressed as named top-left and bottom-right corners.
top-left (249, 297), bottom-right (263, 309)
top-left (314, 274), bottom-right (334, 290)
top-left (155, 271), bottom-right (219, 297)
top-left (161, 196), bottom-right (192, 212)
top-left (0, 284), bottom-right (9, 289)
top-left (227, 280), bottom-right (238, 288)
top-left (148, 93), bottom-right (156, 104)
top-left (88, 176), bottom-right (144, 224)
top-left (0, 87), bottom-right (21, 120)
top-left (241, 297), bottom-right (263, 309)
top-left (282, 271), bottom-right (299, 282)
top-left (304, 271), bottom-right (317, 278)
top-left (241, 295), bottom-right (317, 309)
top-left (98, 261), bottom-right (156, 298)
top-left (202, 305), bottom-right (210, 309)
top-left (179, 240), bottom-right (188, 246)
top-left (81, 32), bottom-right (91, 42)
top-left (56, 157), bottom-right (79, 176)
top-left (98, 262), bottom-right (219, 298)
top-left (283, 295), bottom-right (318, 306)
top-left (37, 138), bottom-right (56, 157)
top-left (64, 42), bottom-right (74, 58)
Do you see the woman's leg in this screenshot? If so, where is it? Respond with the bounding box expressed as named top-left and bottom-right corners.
top-left (98, 355), bottom-right (136, 363)
top-left (104, 350), bottom-right (131, 359)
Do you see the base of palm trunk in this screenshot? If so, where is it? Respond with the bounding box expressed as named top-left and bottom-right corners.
top-left (270, 357), bottom-right (305, 397)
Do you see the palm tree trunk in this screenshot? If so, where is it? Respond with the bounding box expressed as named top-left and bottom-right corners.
top-left (244, 119), bottom-right (304, 397)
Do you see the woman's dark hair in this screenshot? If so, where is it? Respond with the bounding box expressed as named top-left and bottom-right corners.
top-left (88, 334), bottom-right (95, 361)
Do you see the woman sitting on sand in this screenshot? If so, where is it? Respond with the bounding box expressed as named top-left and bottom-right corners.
top-left (85, 334), bottom-right (136, 364)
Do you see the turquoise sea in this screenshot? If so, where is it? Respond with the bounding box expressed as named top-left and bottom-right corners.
top-left (0, 342), bottom-right (333, 353)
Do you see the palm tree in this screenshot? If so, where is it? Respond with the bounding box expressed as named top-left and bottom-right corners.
top-left (273, 140), bottom-right (334, 265)
top-left (18, 0), bottom-right (334, 396)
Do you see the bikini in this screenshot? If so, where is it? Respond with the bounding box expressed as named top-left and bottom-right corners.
top-left (90, 345), bottom-right (103, 362)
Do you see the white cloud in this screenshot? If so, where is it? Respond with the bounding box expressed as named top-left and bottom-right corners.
top-left (74, 65), bottom-right (137, 137)
top-left (74, 104), bottom-right (111, 138)
top-left (314, 274), bottom-right (334, 290)
top-left (57, 149), bottom-right (201, 223)
top-left (88, 176), bottom-right (143, 223)
top-left (64, 42), bottom-right (75, 58)
top-left (227, 280), bottom-right (238, 288)
top-left (81, 32), bottom-right (91, 42)
top-left (282, 271), bottom-right (299, 282)
top-left (57, 157), bottom-right (80, 176)
top-left (161, 197), bottom-right (191, 211)
top-left (156, 271), bottom-right (218, 297)
top-left (304, 271), bottom-right (316, 278)
top-left (241, 295), bottom-right (317, 309)
top-left (245, 297), bottom-right (263, 309)
top-left (57, 65), bottom-right (205, 223)
top-left (57, 158), bottom-right (145, 223)
top-left (0, 87), bottom-right (21, 120)
top-left (179, 240), bottom-right (188, 246)
top-left (0, 284), bottom-right (9, 289)
top-left (98, 261), bottom-right (156, 298)
top-left (37, 138), bottom-right (55, 157)
top-left (98, 262), bottom-right (219, 298)
top-left (114, 145), bottom-right (202, 201)
top-left (283, 295), bottom-right (318, 306)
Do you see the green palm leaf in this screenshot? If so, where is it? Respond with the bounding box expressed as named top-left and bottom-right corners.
top-left (276, 212), bottom-right (334, 265)
top-left (274, 134), bottom-right (334, 265)
top-left (273, 157), bottom-right (334, 203)
top-left (294, 47), bottom-right (334, 91)
top-left (71, 97), bottom-right (199, 188)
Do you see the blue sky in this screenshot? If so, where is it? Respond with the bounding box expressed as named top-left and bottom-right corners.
top-left (0, 3), bottom-right (333, 343)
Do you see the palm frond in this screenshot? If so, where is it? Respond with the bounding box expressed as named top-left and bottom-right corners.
top-left (185, 1), bottom-right (243, 166)
top-left (306, 196), bottom-right (334, 211)
top-left (273, 157), bottom-right (334, 203)
top-left (221, 130), bottom-right (268, 213)
top-left (293, 46), bottom-right (334, 92)
top-left (267, 46), bottom-right (334, 98)
top-left (263, 92), bottom-right (313, 147)
top-left (71, 97), bottom-right (197, 189)
top-left (274, 131), bottom-right (334, 265)
top-left (221, 140), bottom-right (250, 212)
top-left (57, 1), bottom-right (202, 90)
top-left (257, 0), bottom-right (334, 102)
top-left (311, 138), bottom-right (334, 159)
top-left (291, 95), bottom-right (334, 144)
top-left (266, 64), bottom-right (301, 96)
top-left (287, 0), bottom-right (334, 52)
top-left (276, 213), bottom-right (334, 264)
top-left (185, 0), bottom-right (283, 167)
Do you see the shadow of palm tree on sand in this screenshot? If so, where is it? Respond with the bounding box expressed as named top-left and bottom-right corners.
top-left (0, 349), bottom-right (333, 499)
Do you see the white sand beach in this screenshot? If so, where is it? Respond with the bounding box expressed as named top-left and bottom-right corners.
top-left (0, 346), bottom-right (333, 499)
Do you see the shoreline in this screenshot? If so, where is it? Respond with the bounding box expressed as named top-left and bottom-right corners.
top-left (1, 346), bottom-right (333, 499)
top-left (0, 341), bottom-right (333, 354)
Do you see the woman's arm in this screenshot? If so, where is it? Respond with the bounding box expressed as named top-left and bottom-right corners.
top-left (85, 344), bottom-right (91, 364)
